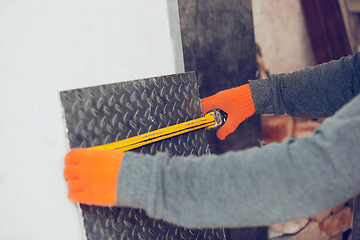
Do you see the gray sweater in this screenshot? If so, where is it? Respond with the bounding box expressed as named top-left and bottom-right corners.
top-left (116, 53), bottom-right (360, 229)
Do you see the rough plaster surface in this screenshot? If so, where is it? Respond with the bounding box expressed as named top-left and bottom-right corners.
top-left (0, 0), bottom-right (183, 239)
top-left (252, 0), bottom-right (316, 74)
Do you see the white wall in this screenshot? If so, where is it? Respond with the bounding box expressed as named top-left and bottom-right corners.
top-left (0, 0), bottom-right (184, 239)
top-left (252, 0), bottom-right (315, 74)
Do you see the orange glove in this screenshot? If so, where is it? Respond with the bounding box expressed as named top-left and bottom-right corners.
top-left (201, 83), bottom-right (255, 140)
top-left (64, 149), bottom-right (125, 206)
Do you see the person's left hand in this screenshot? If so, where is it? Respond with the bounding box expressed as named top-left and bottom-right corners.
top-left (64, 149), bottom-right (125, 206)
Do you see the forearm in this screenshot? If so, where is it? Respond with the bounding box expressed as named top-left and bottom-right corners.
top-left (117, 94), bottom-right (360, 228)
top-left (249, 53), bottom-right (360, 118)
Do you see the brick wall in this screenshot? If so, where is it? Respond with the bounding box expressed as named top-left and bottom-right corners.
top-left (252, 2), bottom-right (354, 235)
top-left (262, 114), bottom-right (354, 240)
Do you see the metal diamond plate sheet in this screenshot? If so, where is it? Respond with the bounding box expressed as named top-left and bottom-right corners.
top-left (60, 72), bottom-right (225, 240)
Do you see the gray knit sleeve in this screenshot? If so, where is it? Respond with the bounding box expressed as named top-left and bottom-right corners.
top-left (116, 93), bottom-right (360, 228)
top-left (249, 53), bottom-right (360, 118)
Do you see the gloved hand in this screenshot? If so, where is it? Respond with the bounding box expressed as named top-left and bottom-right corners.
top-left (201, 83), bottom-right (255, 140)
top-left (64, 149), bottom-right (125, 206)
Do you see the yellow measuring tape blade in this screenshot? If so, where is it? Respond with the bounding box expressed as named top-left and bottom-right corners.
top-left (90, 112), bottom-right (217, 152)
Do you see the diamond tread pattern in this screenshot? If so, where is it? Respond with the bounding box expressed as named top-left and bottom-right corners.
top-left (60, 72), bottom-right (225, 240)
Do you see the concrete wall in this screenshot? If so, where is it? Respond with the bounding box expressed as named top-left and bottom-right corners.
top-left (252, 0), bottom-right (316, 74)
top-left (0, 0), bottom-right (183, 239)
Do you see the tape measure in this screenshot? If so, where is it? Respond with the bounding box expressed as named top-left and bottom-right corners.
top-left (90, 110), bottom-right (226, 152)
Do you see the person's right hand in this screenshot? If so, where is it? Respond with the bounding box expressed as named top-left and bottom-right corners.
top-left (201, 83), bottom-right (255, 140)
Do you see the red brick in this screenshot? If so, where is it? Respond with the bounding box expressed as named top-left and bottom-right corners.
top-left (330, 232), bottom-right (343, 240)
top-left (332, 202), bottom-right (346, 215)
top-left (293, 118), bottom-right (323, 138)
top-left (261, 114), bottom-right (294, 143)
top-left (320, 207), bottom-right (352, 237)
top-left (288, 221), bottom-right (329, 240)
top-left (310, 209), bottom-right (332, 222)
top-left (268, 218), bottom-right (309, 238)
top-left (346, 197), bottom-right (355, 208)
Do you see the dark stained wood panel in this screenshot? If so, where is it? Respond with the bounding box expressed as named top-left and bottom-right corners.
top-left (300, 0), bottom-right (353, 64)
top-left (178, 1), bottom-right (266, 240)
